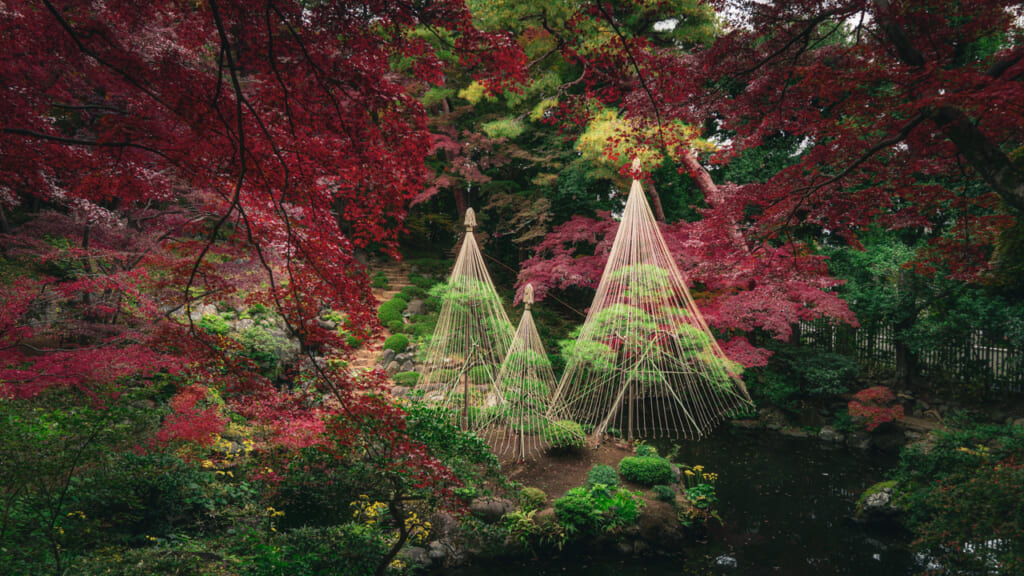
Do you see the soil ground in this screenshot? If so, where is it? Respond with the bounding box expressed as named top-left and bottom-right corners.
top-left (495, 439), bottom-right (637, 499)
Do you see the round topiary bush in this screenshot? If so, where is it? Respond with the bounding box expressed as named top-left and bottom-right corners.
top-left (383, 334), bottom-right (409, 353)
top-left (544, 420), bottom-right (585, 451)
top-left (586, 464), bottom-right (620, 488)
top-left (392, 371), bottom-right (420, 387)
top-left (387, 319), bottom-right (406, 334)
top-left (618, 456), bottom-right (673, 486)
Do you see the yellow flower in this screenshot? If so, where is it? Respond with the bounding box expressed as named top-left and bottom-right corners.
top-left (684, 470), bottom-right (695, 476)
top-left (694, 465), bottom-right (704, 472)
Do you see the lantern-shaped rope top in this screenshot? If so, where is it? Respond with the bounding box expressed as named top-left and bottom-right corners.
top-left (490, 283), bottom-right (577, 460)
top-left (417, 208), bottom-right (515, 429)
top-left (549, 158), bottom-right (753, 441)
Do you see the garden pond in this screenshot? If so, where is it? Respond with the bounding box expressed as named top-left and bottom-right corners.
top-left (449, 426), bottom-right (920, 576)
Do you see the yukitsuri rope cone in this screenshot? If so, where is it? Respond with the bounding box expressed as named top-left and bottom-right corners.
top-left (418, 208), bottom-right (515, 430)
top-left (491, 284), bottom-right (580, 460)
top-left (549, 159), bottom-right (754, 441)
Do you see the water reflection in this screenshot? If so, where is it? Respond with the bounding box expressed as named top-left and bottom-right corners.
top-left (449, 427), bottom-right (917, 576)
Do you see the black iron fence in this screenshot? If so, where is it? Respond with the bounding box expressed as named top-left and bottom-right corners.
top-left (798, 320), bottom-right (1024, 392)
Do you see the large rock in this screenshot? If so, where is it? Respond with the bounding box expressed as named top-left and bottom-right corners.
top-left (401, 360), bottom-right (416, 372)
top-left (385, 360), bottom-right (402, 377)
top-left (856, 481), bottom-right (901, 525)
top-left (378, 348), bottom-right (396, 367)
top-left (846, 430), bottom-right (872, 451)
top-left (819, 426), bottom-right (845, 443)
top-left (427, 541), bottom-right (447, 562)
top-left (398, 546), bottom-right (432, 569)
top-left (428, 511), bottom-right (459, 539)
top-left (469, 497), bottom-right (515, 524)
top-left (633, 497), bottom-right (686, 550)
top-left (406, 299), bottom-right (428, 316)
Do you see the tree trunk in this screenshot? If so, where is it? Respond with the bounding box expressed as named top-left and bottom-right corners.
top-left (645, 180), bottom-right (666, 222)
top-left (679, 149), bottom-right (749, 252)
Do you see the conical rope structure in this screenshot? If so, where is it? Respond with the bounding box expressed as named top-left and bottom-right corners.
top-left (417, 208), bottom-right (515, 430)
top-left (490, 284), bottom-right (579, 460)
top-left (549, 159), bottom-right (754, 441)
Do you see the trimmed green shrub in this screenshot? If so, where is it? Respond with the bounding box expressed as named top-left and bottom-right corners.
top-left (387, 319), bottom-right (406, 334)
top-left (619, 456), bottom-right (673, 486)
top-left (382, 334), bottom-right (409, 353)
top-left (586, 464), bottom-right (620, 488)
top-left (371, 271), bottom-right (389, 289)
top-left (634, 443), bottom-right (658, 458)
top-left (393, 371), bottom-right (421, 387)
top-left (519, 487), bottom-right (547, 512)
top-left (400, 285), bottom-right (426, 300)
top-left (652, 484), bottom-right (676, 502)
top-left (544, 420), bottom-right (585, 451)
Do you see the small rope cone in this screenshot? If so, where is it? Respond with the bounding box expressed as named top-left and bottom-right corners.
top-left (491, 282), bottom-right (574, 460)
top-left (417, 208), bottom-right (514, 430)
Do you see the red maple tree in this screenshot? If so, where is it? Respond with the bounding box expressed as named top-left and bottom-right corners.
top-left (514, 0), bottom-right (1021, 364)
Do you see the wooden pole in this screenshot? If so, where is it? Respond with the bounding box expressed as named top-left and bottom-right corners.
top-left (462, 370), bottom-right (469, 430)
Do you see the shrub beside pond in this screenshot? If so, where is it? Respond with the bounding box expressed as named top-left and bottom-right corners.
top-left (618, 455), bottom-right (673, 486)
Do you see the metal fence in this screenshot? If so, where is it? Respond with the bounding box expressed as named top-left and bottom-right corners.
top-left (798, 320), bottom-right (1024, 393)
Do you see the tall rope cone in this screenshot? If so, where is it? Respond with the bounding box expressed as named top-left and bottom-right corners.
top-left (417, 208), bottom-right (515, 430)
top-left (548, 158), bottom-right (754, 441)
top-left (491, 284), bottom-right (579, 460)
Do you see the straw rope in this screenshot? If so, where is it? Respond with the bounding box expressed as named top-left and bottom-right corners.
top-left (417, 208), bottom-right (515, 430)
top-left (549, 160), bottom-right (753, 441)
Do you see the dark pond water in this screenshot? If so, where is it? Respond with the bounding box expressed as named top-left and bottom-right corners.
top-left (450, 427), bottom-right (918, 576)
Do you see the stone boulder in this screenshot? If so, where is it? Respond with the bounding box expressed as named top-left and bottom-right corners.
top-left (469, 497), bottom-right (515, 524)
top-left (856, 481), bottom-right (901, 525)
top-left (819, 425), bottom-right (845, 443)
top-left (406, 299), bottom-right (428, 316)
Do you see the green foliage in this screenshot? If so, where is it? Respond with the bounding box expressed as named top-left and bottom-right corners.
top-left (652, 485), bottom-right (676, 502)
top-left (552, 484), bottom-right (645, 536)
top-left (245, 524), bottom-right (387, 576)
top-left (893, 421), bottom-right (1024, 574)
top-left (392, 371), bottom-right (421, 387)
top-left (197, 313), bottom-right (231, 335)
top-left (387, 319), bottom-right (406, 334)
top-left (518, 487), bottom-right (548, 512)
top-left (618, 456), bottom-right (673, 486)
top-left (370, 271), bottom-right (389, 289)
top-left (634, 443), bottom-right (658, 458)
top-left (585, 464), bottom-right (620, 488)
top-left (747, 344), bottom-right (859, 411)
top-left (238, 324), bottom-right (292, 377)
top-left (468, 364), bottom-right (495, 385)
top-left (552, 487), bottom-right (603, 535)
top-left (399, 284), bottom-right (426, 300)
top-left (382, 333), bottom-right (409, 353)
top-left (684, 483), bottom-right (719, 511)
top-left (544, 420), bottom-right (585, 451)
top-left (376, 296), bottom-right (408, 325)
